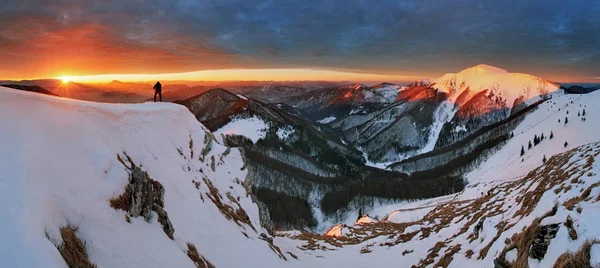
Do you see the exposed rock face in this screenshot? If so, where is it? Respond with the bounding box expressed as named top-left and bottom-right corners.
top-left (530, 223), bottom-right (560, 260)
top-left (113, 153), bottom-right (175, 239)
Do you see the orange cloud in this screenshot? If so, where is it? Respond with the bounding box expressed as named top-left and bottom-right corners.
top-left (0, 17), bottom-right (240, 79)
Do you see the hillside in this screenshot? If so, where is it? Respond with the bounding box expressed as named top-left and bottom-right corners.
top-left (0, 86), bottom-right (290, 267)
top-left (287, 89), bottom-right (600, 267)
top-left (176, 88), bottom-right (445, 229)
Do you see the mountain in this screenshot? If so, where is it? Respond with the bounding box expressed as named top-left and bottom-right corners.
top-left (244, 84), bottom-right (319, 103)
top-left (321, 65), bottom-right (559, 169)
top-left (561, 84), bottom-right (599, 94)
top-left (285, 82), bottom-right (404, 123)
top-left (176, 88), bottom-right (462, 229)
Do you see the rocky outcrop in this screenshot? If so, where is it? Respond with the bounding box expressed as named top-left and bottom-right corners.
top-left (111, 153), bottom-right (175, 239)
top-left (530, 223), bottom-right (560, 260)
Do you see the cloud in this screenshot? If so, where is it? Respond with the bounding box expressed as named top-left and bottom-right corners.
top-left (0, 0), bottom-right (599, 81)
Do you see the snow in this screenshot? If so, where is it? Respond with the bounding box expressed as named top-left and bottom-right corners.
top-left (236, 94), bottom-right (248, 100)
top-left (369, 84), bottom-right (402, 103)
top-left (420, 101), bottom-right (457, 153)
top-left (214, 115), bottom-right (268, 144)
top-left (324, 224), bottom-right (348, 237)
top-left (432, 64), bottom-right (559, 107)
top-left (317, 116), bottom-right (336, 124)
top-left (0, 87), bottom-right (287, 268)
top-left (276, 126), bottom-right (295, 140)
top-left (452, 125), bottom-right (467, 133)
top-left (591, 244), bottom-right (600, 268)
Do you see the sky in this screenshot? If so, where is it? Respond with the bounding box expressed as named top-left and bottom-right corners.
top-left (0, 0), bottom-right (599, 83)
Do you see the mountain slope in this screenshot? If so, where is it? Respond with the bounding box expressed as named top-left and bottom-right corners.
top-left (176, 89), bottom-right (462, 230)
top-left (176, 88), bottom-right (369, 228)
top-left (0, 86), bottom-right (289, 267)
top-left (284, 89), bottom-right (600, 268)
top-left (326, 65), bottom-right (559, 167)
top-left (286, 83), bottom-right (404, 122)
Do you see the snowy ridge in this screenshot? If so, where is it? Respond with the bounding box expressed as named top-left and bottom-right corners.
top-left (0, 87), bottom-right (291, 267)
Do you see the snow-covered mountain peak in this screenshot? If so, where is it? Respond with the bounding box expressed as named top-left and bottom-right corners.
top-left (432, 64), bottom-right (559, 106)
top-left (462, 64), bottom-right (509, 75)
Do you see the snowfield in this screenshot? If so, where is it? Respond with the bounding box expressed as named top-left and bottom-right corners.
top-left (317, 116), bottom-right (337, 124)
top-left (214, 115), bottom-right (268, 144)
top-left (2, 84), bottom-right (600, 268)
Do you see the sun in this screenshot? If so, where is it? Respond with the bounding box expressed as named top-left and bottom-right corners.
top-left (60, 76), bottom-right (71, 84)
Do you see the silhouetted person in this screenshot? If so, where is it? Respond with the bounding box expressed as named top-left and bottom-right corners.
top-left (153, 81), bottom-right (162, 102)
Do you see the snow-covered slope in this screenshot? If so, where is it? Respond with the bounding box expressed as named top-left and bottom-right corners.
top-left (296, 142), bottom-right (600, 267)
top-left (467, 89), bottom-right (592, 184)
top-left (0, 86), bottom-right (292, 267)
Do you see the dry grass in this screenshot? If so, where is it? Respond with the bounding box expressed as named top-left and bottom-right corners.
top-left (497, 206), bottom-right (557, 268)
top-left (565, 216), bottom-right (578, 240)
top-left (465, 249), bottom-right (474, 259)
top-left (57, 226), bottom-right (97, 268)
top-left (109, 187), bottom-right (131, 211)
top-left (187, 243), bottom-right (216, 268)
top-left (564, 182), bottom-right (600, 210)
top-left (479, 220), bottom-right (512, 259)
top-left (203, 177), bottom-right (255, 231)
top-left (286, 252), bottom-right (299, 260)
top-left (360, 247), bottom-right (372, 254)
top-left (553, 241), bottom-right (599, 268)
top-left (413, 241), bottom-right (446, 268)
top-left (435, 244), bottom-right (462, 268)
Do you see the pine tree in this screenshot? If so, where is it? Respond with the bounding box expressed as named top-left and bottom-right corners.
top-left (511, 132), bottom-right (514, 138)
top-left (565, 117), bottom-right (569, 125)
top-left (578, 111), bottom-right (581, 117)
top-left (564, 141), bottom-right (569, 148)
top-left (521, 146), bottom-right (525, 156)
top-left (550, 131), bottom-right (554, 139)
top-left (541, 133), bottom-right (545, 140)
top-left (357, 208), bottom-right (363, 222)
top-left (583, 109), bottom-right (586, 116)
top-left (534, 135), bottom-right (539, 145)
top-left (543, 155), bottom-right (547, 164)
top-left (529, 140), bottom-right (532, 149)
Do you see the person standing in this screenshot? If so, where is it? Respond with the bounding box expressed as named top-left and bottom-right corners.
top-left (153, 81), bottom-right (162, 102)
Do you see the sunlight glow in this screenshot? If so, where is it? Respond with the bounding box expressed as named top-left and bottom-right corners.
top-left (55, 69), bottom-right (422, 84)
top-left (60, 76), bottom-right (71, 84)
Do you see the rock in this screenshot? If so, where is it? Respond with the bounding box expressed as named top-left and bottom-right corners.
top-left (154, 205), bottom-right (174, 239)
top-left (113, 156), bottom-right (175, 239)
top-left (530, 223), bottom-right (560, 260)
top-left (494, 258), bottom-right (509, 268)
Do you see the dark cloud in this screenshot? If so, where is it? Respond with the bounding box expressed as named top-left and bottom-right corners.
top-left (0, 0), bottom-right (598, 81)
